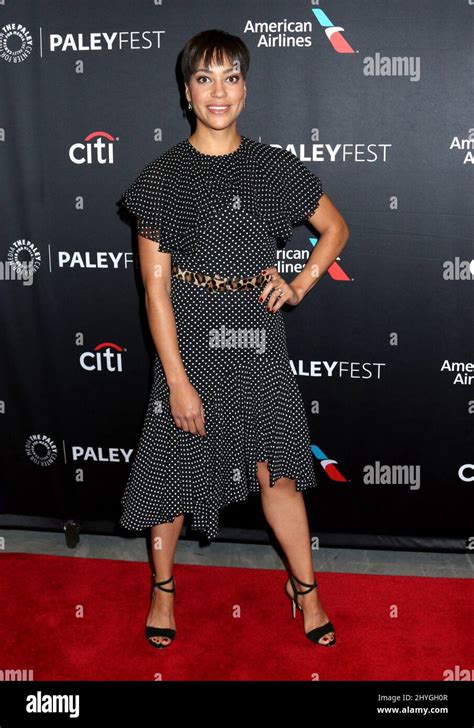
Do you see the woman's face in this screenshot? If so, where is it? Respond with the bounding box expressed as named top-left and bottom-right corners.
top-left (185, 53), bottom-right (246, 131)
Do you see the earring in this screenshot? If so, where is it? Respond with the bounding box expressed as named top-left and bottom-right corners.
top-left (188, 101), bottom-right (192, 110)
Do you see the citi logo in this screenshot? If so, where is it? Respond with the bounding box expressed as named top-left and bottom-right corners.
top-left (69, 131), bottom-right (116, 165)
top-left (311, 8), bottom-right (355, 53)
top-left (79, 341), bottom-right (126, 372)
top-left (311, 444), bottom-right (349, 482)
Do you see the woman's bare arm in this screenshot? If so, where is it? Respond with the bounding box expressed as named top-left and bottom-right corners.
top-left (291, 192), bottom-right (349, 300)
top-left (138, 233), bottom-right (187, 386)
top-left (260, 192), bottom-right (350, 312)
top-left (137, 233), bottom-right (206, 436)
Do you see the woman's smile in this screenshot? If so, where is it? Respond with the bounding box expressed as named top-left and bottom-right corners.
top-left (207, 104), bottom-right (231, 114)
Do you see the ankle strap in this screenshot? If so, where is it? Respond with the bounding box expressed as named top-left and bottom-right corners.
top-left (290, 573), bottom-right (317, 593)
top-left (152, 575), bottom-right (175, 592)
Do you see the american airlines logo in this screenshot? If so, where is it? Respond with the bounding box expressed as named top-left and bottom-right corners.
top-left (311, 443), bottom-right (349, 482)
top-left (312, 7), bottom-right (420, 80)
top-left (311, 7), bottom-right (356, 53)
top-left (440, 359), bottom-right (474, 386)
top-left (310, 236), bottom-right (351, 281)
top-left (277, 242), bottom-right (350, 282)
top-left (243, 7), bottom-right (355, 52)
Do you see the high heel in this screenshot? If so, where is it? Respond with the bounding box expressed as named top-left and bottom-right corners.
top-left (285, 572), bottom-right (336, 646)
top-left (145, 574), bottom-right (176, 648)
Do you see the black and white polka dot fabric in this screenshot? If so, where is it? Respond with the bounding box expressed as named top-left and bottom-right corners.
top-left (119, 135), bottom-right (325, 540)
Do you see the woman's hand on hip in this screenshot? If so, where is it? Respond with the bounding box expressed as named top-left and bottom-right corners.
top-left (259, 266), bottom-right (302, 312)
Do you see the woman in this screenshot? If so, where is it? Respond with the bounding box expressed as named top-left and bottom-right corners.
top-left (119, 29), bottom-right (349, 649)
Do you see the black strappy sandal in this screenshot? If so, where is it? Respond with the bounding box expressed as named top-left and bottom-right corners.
top-left (145, 575), bottom-right (176, 649)
top-left (286, 572), bottom-right (336, 646)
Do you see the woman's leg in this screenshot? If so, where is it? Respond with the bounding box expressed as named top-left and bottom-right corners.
top-left (147, 514), bottom-right (184, 646)
top-left (256, 461), bottom-right (335, 644)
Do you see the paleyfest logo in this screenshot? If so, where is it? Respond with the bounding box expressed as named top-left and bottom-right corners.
top-left (0, 23), bottom-right (33, 63)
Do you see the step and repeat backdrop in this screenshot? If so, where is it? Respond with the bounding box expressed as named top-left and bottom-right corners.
top-left (0, 0), bottom-right (472, 550)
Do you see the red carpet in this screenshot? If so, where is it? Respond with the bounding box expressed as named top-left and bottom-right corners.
top-left (1, 552), bottom-right (472, 681)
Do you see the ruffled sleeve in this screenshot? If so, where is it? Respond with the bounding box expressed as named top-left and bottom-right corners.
top-left (266, 149), bottom-right (325, 243)
top-left (120, 157), bottom-right (195, 254)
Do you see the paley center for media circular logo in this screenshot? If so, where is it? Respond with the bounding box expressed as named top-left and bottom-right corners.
top-left (25, 434), bottom-right (58, 467)
top-left (0, 22), bottom-right (33, 63)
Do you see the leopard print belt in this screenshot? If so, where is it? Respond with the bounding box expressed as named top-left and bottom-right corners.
top-left (171, 263), bottom-right (273, 293)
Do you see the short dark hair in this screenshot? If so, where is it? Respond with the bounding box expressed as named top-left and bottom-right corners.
top-left (180, 29), bottom-right (250, 86)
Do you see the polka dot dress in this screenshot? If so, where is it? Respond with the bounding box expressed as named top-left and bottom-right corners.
top-left (119, 134), bottom-right (325, 540)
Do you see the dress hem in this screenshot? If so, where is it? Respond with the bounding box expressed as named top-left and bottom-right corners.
top-left (119, 459), bottom-right (317, 541)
